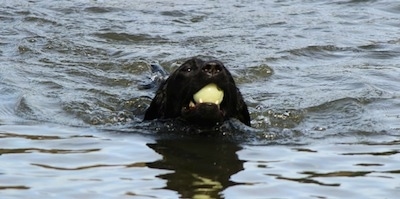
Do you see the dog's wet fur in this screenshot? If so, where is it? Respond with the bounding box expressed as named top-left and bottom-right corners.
top-left (144, 57), bottom-right (250, 127)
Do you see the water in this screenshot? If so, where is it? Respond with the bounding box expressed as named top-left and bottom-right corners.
top-left (1, 0), bottom-right (400, 198)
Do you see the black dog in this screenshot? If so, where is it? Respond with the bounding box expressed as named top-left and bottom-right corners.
top-left (144, 58), bottom-right (250, 127)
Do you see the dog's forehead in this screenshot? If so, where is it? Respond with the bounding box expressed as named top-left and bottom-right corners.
top-left (188, 58), bottom-right (205, 68)
top-left (176, 58), bottom-right (196, 69)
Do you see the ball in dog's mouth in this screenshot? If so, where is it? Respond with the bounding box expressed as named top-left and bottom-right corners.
top-left (182, 83), bottom-right (225, 125)
top-left (193, 83), bottom-right (224, 106)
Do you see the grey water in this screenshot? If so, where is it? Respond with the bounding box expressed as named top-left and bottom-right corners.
top-left (1, 0), bottom-right (400, 198)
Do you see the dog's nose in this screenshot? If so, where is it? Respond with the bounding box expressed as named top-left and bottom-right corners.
top-left (202, 61), bottom-right (222, 76)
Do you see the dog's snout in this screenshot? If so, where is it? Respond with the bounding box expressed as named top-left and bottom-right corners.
top-left (202, 61), bottom-right (222, 76)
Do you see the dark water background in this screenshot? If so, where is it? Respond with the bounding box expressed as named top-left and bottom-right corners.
top-left (1, 0), bottom-right (400, 198)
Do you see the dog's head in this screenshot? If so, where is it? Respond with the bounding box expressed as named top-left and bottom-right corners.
top-left (144, 58), bottom-right (250, 127)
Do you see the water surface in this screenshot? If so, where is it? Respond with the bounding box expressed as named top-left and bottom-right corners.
top-left (1, 0), bottom-right (400, 198)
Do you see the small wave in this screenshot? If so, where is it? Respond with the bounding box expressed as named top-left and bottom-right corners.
top-left (94, 32), bottom-right (169, 44)
top-left (281, 45), bottom-right (356, 60)
top-left (297, 97), bottom-right (384, 138)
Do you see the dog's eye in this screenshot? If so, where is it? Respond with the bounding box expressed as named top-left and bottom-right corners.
top-left (182, 67), bottom-right (192, 72)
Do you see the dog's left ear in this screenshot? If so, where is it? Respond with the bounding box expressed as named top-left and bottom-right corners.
top-left (144, 80), bottom-right (168, 120)
top-left (235, 88), bottom-right (251, 126)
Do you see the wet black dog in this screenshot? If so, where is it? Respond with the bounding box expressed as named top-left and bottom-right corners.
top-left (144, 58), bottom-right (250, 127)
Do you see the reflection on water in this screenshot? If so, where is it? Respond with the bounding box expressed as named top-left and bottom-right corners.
top-left (225, 138), bottom-right (400, 198)
top-left (147, 137), bottom-right (243, 199)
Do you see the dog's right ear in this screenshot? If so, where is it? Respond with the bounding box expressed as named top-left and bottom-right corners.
top-left (143, 80), bottom-right (168, 120)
